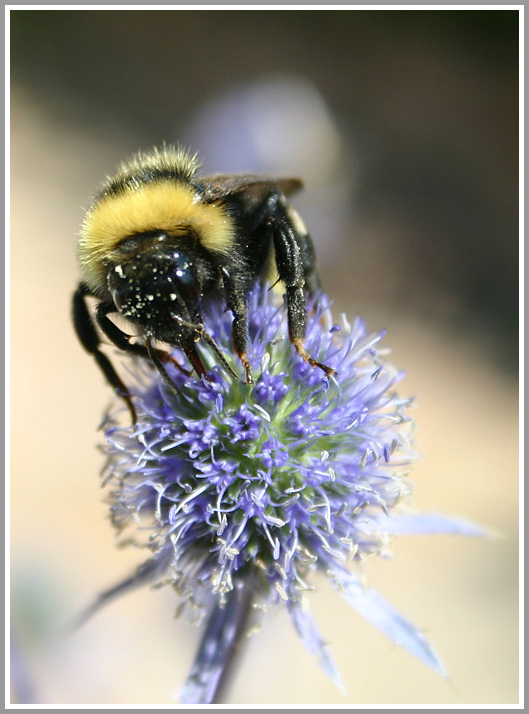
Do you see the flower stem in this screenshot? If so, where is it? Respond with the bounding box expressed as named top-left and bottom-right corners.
top-left (179, 582), bottom-right (255, 704)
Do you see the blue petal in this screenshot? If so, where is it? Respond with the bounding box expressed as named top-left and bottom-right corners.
top-left (179, 585), bottom-right (253, 704)
top-left (68, 555), bottom-right (169, 631)
top-left (288, 602), bottom-right (346, 694)
top-left (374, 513), bottom-right (486, 537)
top-left (332, 569), bottom-right (446, 676)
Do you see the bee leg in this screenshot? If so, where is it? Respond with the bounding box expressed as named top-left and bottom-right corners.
top-left (220, 267), bottom-right (253, 383)
top-left (72, 283), bottom-right (137, 424)
top-left (96, 304), bottom-right (192, 377)
top-left (293, 226), bottom-right (331, 333)
top-left (268, 202), bottom-right (336, 378)
top-left (170, 316), bottom-right (238, 382)
top-left (295, 225), bottom-right (322, 298)
top-left (182, 338), bottom-right (209, 381)
top-left (97, 304), bottom-right (196, 398)
top-left (144, 339), bottom-right (184, 398)
top-left (249, 192), bottom-right (322, 298)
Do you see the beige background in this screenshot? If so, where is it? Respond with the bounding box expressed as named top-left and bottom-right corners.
top-left (10, 10), bottom-right (519, 705)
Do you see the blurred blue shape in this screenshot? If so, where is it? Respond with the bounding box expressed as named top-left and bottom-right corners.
top-left (182, 73), bottom-right (357, 261)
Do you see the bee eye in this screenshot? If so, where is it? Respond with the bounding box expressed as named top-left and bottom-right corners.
top-left (117, 234), bottom-right (146, 253)
top-left (172, 252), bottom-right (194, 286)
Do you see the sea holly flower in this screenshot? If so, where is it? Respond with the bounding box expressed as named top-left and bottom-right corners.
top-left (93, 285), bottom-right (481, 703)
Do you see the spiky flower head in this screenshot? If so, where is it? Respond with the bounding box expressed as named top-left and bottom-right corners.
top-left (98, 286), bottom-right (480, 702)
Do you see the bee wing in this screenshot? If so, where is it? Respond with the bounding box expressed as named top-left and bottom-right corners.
top-left (196, 174), bottom-right (303, 203)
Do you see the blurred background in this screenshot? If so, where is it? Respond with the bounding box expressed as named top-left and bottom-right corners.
top-left (10, 8), bottom-right (519, 706)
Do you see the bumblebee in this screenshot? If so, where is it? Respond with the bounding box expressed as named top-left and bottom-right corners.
top-left (73, 146), bottom-right (334, 421)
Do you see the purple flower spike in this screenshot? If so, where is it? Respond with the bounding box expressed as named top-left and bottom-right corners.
top-left (97, 285), bottom-right (481, 703)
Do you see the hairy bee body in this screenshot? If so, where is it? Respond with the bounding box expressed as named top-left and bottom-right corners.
top-left (74, 146), bottom-right (333, 421)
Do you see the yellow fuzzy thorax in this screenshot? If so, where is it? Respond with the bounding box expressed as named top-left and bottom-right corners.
top-left (78, 181), bottom-right (235, 295)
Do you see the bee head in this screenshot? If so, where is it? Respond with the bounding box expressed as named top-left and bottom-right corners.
top-left (107, 232), bottom-right (204, 341)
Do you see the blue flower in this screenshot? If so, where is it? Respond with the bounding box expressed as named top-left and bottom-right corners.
top-left (96, 286), bottom-right (481, 703)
